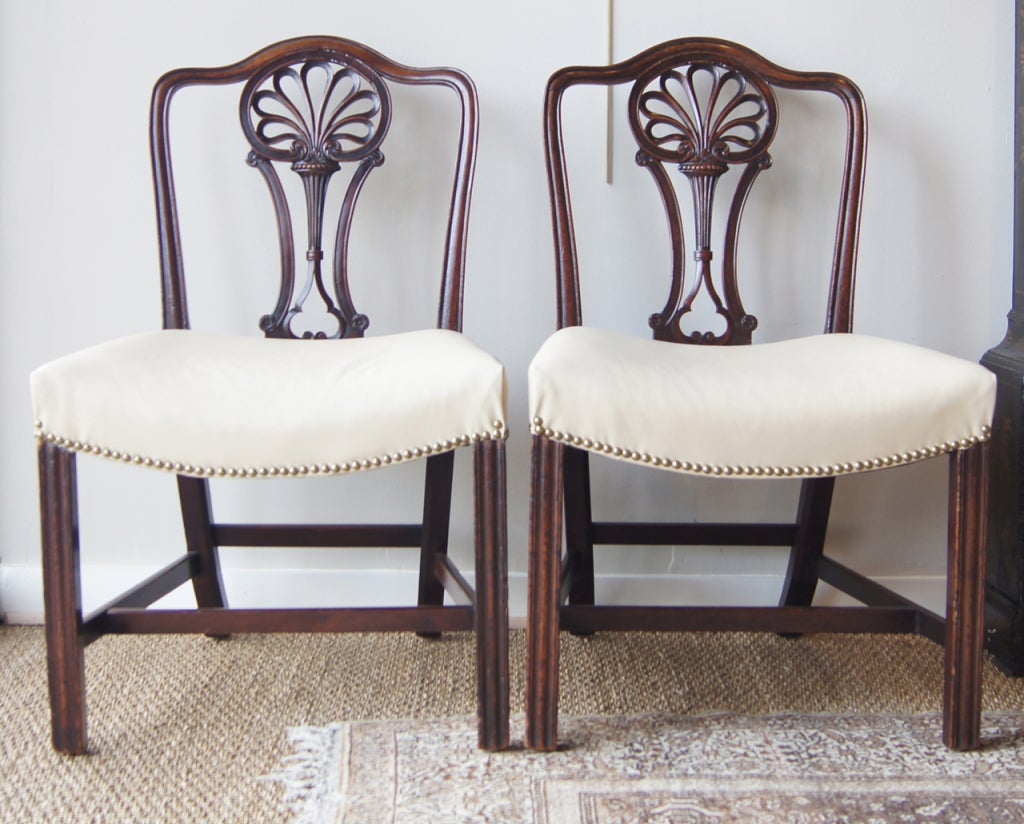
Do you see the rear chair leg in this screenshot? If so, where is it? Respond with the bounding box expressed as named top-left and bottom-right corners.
top-left (177, 476), bottom-right (227, 613)
top-left (39, 442), bottom-right (87, 755)
top-left (526, 435), bottom-right (563, 751)
top-left (779, 477), bottom-right (835, 610)
top-left (473, 440), bottom-right (509, 751)
top-left (944, 442), bottom-right (988, 751)
top-left (417, 451), bottom-right (456, 639)
top-left (563, 446), bottom-right (595, 621)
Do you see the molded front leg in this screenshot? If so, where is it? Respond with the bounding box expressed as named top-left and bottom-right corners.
top-left (473, 440), bottom-right (509, 751)
top-left (943, 443), bottom-right (989, 751)
top-left (39, 442), bottom-right (87, 755)
top-left (526, 435), bottom-right (564, 751)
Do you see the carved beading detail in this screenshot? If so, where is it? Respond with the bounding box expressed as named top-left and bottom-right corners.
top-left (240, 58), bottom-right (391, 339)
top-left (629, 63), bottom-right (777, 346)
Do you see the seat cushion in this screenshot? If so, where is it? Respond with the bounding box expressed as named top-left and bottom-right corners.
top-left (32, 329), bottom-right (507, 478)
top-left (528, 327), bottom-right (995, 478)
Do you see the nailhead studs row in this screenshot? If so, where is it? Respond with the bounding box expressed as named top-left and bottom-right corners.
top-left (34, 420), bottom-right (506, 478)
top-left (530, 417), bottom-right (992, 478)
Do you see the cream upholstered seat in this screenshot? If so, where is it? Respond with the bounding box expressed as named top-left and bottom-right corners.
top-left (525, 38), bottom-right (995, 756)
top-left (33, 329), bottom-right (507, 477)
top-left (36, 37), bottom-right (509, 757)
top-left (530, 328), bottom-right (993, 477)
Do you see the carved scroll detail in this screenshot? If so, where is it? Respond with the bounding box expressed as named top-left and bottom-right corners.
top-left (241, 58), bottom-right (390, 339)
top-left (629, 63), bottom-right (777, 345)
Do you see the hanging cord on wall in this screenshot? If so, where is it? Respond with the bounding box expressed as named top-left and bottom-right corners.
top-left (606, 0), bottom-right (615, 184)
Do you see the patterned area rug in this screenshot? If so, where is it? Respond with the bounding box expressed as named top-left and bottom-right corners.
top-left (266, 712), bottom-right (1024, 823)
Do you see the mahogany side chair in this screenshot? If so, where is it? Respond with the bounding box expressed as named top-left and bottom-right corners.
top-left (526, 38), bottom-right (995, 752)
top-left (31, 36), bottom-right (509, 754)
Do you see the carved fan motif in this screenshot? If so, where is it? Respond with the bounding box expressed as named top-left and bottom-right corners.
top-left (629, 63), bottom-right (777, 345)
top-left (242, 60), bottom-right (388, 166)
top-left (240, 58), bottom-right (391, 339)
top-left (633, 65), bottom-right (774, 169)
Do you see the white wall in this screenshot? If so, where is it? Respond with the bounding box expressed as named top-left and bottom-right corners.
top-left (0, 0), bottom-right (1013, 621)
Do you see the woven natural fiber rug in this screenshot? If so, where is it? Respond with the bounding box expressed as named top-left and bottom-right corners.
top-left (267, 712), bottom-right (1024, 823)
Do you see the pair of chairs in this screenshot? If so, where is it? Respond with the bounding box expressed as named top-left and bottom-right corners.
top-left (31, 36), bottom-right (995, 757)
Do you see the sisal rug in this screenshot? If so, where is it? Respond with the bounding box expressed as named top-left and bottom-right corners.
top-left (266, 712), bottom-right (1024, 823)
top-left (6, 627), bottom-right (1024, 821)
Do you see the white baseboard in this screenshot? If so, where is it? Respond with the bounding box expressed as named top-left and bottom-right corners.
top-left (0, 564), bottom-right (946, 627)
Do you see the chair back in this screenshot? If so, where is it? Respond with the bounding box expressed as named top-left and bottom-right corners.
top-left (150, 36), bottom-right (478, 337)
top-left (544, 37), bottom-right (866, 342)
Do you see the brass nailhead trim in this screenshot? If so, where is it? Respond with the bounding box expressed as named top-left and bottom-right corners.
top-left (32, 420), bottom-right (508, 479)
top-left (529, 418), bottom-right (992, 479)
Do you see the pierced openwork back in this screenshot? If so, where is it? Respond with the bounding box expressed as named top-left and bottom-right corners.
top-left (544, 38), bottom-right (866, 343)
top-left (241, 57), bottom-right (389, 339)
top-left (151, 37), bottom-right (478, 337)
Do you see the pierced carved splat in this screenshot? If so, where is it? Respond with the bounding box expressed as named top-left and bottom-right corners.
top-left (240, 58), bottom-right (391, 339)
top-left (628, 62), bottom-right (778, 345)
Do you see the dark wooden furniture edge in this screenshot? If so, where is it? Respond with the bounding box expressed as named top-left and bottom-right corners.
top-left (980, 1), bottom-right (1024, 675)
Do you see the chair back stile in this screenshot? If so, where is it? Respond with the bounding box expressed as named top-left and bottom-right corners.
top-left (544, 38), bottom-right (866, 339)
top-left (149, 36), bottom-right (478, 336)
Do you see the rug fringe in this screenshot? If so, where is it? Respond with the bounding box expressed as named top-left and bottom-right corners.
top-left (262, 724), bottom-right (345, 824)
